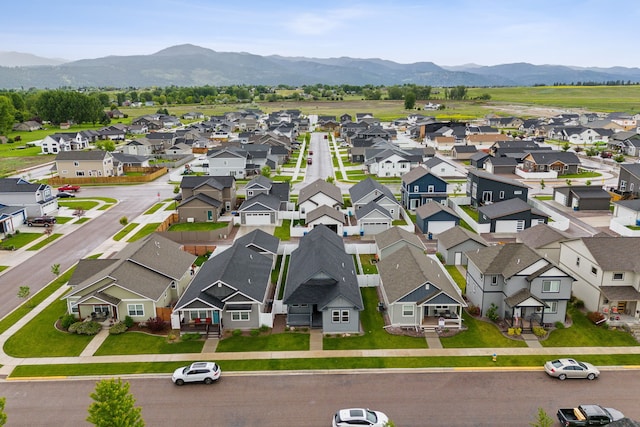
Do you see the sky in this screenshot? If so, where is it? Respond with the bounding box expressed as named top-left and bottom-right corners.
top-left (2, 0), bottom-right (640, 68)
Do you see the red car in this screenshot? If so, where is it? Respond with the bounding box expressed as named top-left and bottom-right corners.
top-left (307, 158), bottom-right (312, 165)
top-left (57, 184), bottom-right (81, 192)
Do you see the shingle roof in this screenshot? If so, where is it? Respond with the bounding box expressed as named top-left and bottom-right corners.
top-left (374, 227), bottom-right (424, 251)
top-left (306, 205), bottom-right (346, 224)
top-left (354, 201), bottom-right (392, 220)
top-left (0, 178), bottom-right (47, 193)
top-left (298, 179), bottom-right (342, 205)
top-left (180, 175), bottom-right (235, 190)
top-left (465, 243), bottom-right (544, 278)
top-left (436, 226), bottom-right (487, 250)
top-left (55, 150), bottom-right (110, 161)
top-left (415, 202), bottom-right (459, 219)
top-left (526, 151), bottom-right (580, 165)
top-left (468, 169), bottom-right (529, 188)
top-left (478, 198), bottom-right (546, 219)
top-left (516, 223), bottom-right (568, 249)
top-left (178, 193), bottom-right (222, 208)
top-left (234, 229), bottom-right (280, 254)
top-left (613, 199), bottom-right (640, 211)
top-left (239, 193), bottom-right (281, 211)
top-left (401, 165), bottom-right (429, 184)
top-left (580, 237), bottom-right (640, 272)
top-left (349, 177), bottom-right (396, 205)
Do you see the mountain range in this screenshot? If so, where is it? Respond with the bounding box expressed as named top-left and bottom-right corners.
top-left (1, 44), bottom-right (640, 89)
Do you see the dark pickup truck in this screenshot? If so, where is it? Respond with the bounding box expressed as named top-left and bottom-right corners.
top-left (557, 404), bottom-right (624, 426)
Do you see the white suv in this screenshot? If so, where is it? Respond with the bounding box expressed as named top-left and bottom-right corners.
top-left (172, 362), bottom-right (221, 386)
top-left (332, 408), bottom-right (389, 427)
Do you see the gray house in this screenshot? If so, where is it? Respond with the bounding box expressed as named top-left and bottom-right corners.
top-left (374, 226), bottom-right (425, 260)
top-left (516, 223), bottom-right (569, 264)
top-left (436, 226), bottom-right (488, 265)
top-left (0, 178), bottom-right (58, 217)
top-left (477, 198), bottom-right (548, 232)
top-left (553, 185), bottom-right (611, 211)
top-left (283, 225), bottom-right (363, 333)
top-left (378, 245), bottom-right (466, 330)
top-left (466, 169), bottom-right (529, 207)
top-left (465, 243), bottom-right (575, 327)
top-left (415, 202), bottom-right (460, 235)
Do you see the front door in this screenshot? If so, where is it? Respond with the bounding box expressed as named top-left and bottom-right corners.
top-left (207, 210), bottom-right (213, 221)
top-left (213, 311), bottom-right (220, 324)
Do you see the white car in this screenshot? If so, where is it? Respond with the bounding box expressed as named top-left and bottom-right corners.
top-left (332, 408), bottom-right (389, 427)
top-left (544, 358), bottom-right (600, 380)
top-left (172, 362), bottom-right (221, 386)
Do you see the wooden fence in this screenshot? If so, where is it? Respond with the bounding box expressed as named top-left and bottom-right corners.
top-left (48, 167), bottom-right (167, 185)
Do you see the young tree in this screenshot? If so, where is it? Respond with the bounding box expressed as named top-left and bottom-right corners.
top-left (529, 407), bottom-right (553, 427)
top-left (261, 166), bottom-right (271, 177)
top-left (0, 397), bottom-right (7, 426)
top-left (51, 263), bottom-right (60, 277)
top-left (17, 286), bottom-right (31, 307)
top-left (87, 378), bottom-right (144, 427)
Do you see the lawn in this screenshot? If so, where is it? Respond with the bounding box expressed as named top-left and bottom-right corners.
top-left (94, 332), bottom-right (204, 355)
top-left (113, 223), bottom-right (138, 241)
top-left (561, 171), bottom-right (602, 179)
top-left (323, 287), bottom-right (427, 350)
top-left (440, 312), bottom-right (528, 348)
top-left (0, 266), bottom-right (8, 273)
top-left (445, 265), bottom-right (466, 294)
top-left (3, 298), bottom-right (94, 357)
top-left (359, 254), bottom-right (378, 274)
top-left (460, 205), bottom-right (479, 222)
top-left (126, 222), bottom-right (161, 242)
top-left (168, 222), bottom-right (230, 231)
top-left (26, 233), bottom-right (62, 250)
top-left (54, 216), bottom-right (74, 224)
top-left (534, 195), bottom-right (553, 200)
top-left (277, 256), bottom-right (290, 300)
top-left (57, 200), bottom-right (99, 210)
top-left (542, 305), bottom-right (640, 347)
top-left (0, 232), bottom-right (41, 250)
top-left (216, 331), bottom-right (310, 352)
top-left (143, 203), bottom-right (165, 214)
top-left (75, 217), bottom-right (91, 224)
top-left (274, 219), bottom-right (291, 240)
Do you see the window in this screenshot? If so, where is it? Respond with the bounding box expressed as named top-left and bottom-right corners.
top-left (402, 305), bottom-right (414, 317)
top-left (543, 301), bottom-right (558, 314)
top-left (332, 310), bottom-right (350, 323)
top-left (74, 161), bottom-right (79, 167)
top-left (591, 266), bottom-right (598, 275)
top-left (127, 304), bottom-right (144, 316)
top-left (576, 257), bottom-right (580, 267)
top-left (70, 303), bottom-right (78, 313)
top-left (631, 183), bottom-right (635, 193)
top-left (620, 180), bottom-right (627, 191)
top-left (491, 276), bottom-right (498, 285)
top-left (413, 185), bottom-right (419, 192)
top-left (427, 185), bottom-right (435, 193)
top-left (542, 280), bottom-right (560, 292)
top-left (76, 171), bottom-right (85, 177)
top-left (514, 190), bottom-right (523, 195)
top-left (231, 311), bottom-right (250, 321)
top-left (499, 191), bottom-right (505, 199)
top-left (482, 191), bottom-right (493, 203)
top-left (613, 272), bottom-right (624, 281)
top-left (190, 310), bottom-right (208, 320)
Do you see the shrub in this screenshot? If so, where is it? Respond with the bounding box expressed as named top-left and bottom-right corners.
top-left (181, 333), bottom-right (201, 341)
top-left (515, 327), bottom-right (522, 335)
top-left (486, 303), bottom-right (499, 322)
top-left (250, 329), bottom-right (260, 336)
top-left (466, 305), bottom-right (481, 316)
top-left (232, 329), bottom-right (242, 337)
top-left (123, 315), bottom-right (134, 328)
top-left (587, 311), bottom-right (605, 324)
top-left (508, 328), bottom-right (515, 336)
top-left (68, 321), bottom-right (101, 335)
top-left (60, 314), bottom-right (77, 330)
top-left (532, 326), bottom-right (546, 337)
top-left (572, 298), bottom-right (585, 309)
top-left (554, 321), bottom-right (565, 329)
top-left (146, 316), bottom-right (167, 332)
top-left (109, 322), bottom-right (128, 335)
top-left (259, 325), bottom-right (269, 333)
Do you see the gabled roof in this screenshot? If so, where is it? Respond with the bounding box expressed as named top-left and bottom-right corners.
top-left (245, 175), bottom-right (273, 190)
top-left (613, 199), bottom-right (640, 212)
top-left (55, 150), bottom-right (111, 161)
top-left (284, 225), bottom-right (363, 310)
top-left (470, 151), bottom-right (490, 161)
top-left (349, 177), bottom-right (397, 205)
top-left (436, 226), bottom-right (487, 250)
top-left (298, 179), bottom-right (342, 205)
top-left (234, 229), bottom-right (280, 254)
top-left (486, 156), bottom-right (518, 166)
top-left (401, 165), bottom-right (446, 185)
top-left (306, 205), bottom-right (346, 224)
top-left (619, 163), bottom-right (640, 180)
top-left (355, 201), bottom-right (392, 220)
top-left (465, 243), bottom-right (544, 278)
top-left (525, 151), bottom-right (580, 165)
top-left (0, 178), bottom-right (48, 193)
top-left (516, 223), bottom-right (568, 249)
top-left (478, 198), bottom-right (546, 219)
top-left (578, 237), bottom-right (640, 273)
top-left (378, 245), bottom-right (465, 305)
top-left (415, 202), bottom-right (459, 220)
top-left (178, 193), bottom-right (222, 209)
top-left (180, 175), bottom-right (235, 190)
top-left (238, 193), bottom-right (281, 211)
top-left (468, 169), bottom-right (530, 188)
top-left (375, 226), bottom-right (424, 252)
top-left (452, 145), bottom-right (478, 153)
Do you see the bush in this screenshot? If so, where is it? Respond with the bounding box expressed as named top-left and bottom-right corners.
top-left (572, 298), bottom-right (585, 309)
top-left (554, 321), bottom-right (565, 329)
top-left (532, 326), bottom-right (546, 337)
top-left (60, 314), bottom-right (77, 330)
top-left (109, 322), bottom-right (128, 335)
top-left (146, 316), bottom-right (167, 332)
top-left (250, 329), bottom-right (260, 336)
top-left (587, 311), bottom-right (606, 324)
top-left (259, 325), bottom-right (269, 333)
top-left (68, 321), bottom-right (102, 335)
top-left (181, 333), bottom-right (201, 341)
top-left (466, 305), bottom-right (481, 316)
top-left (232, 329), bottom-right (242, 337)
top-left (123, 315), bottom-right (134, 328)
top-left (486, 303), bottom-right (499, 322)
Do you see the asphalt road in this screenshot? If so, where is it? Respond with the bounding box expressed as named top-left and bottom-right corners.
top-left (0, 176), bottom-right (174, 319)
top-left (3, 370), bottom-right (640, 426)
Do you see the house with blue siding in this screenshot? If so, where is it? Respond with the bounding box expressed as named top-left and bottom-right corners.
top-left (400, 165), bottom-right (448, 210)
top-left (467, 169), bottom-right (529, 207)
top-left (415, 202), bottom-right (460, 234)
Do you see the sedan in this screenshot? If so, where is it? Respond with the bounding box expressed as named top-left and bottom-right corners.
top-left (56, 192), bottom-right (75, 198)
top-left (544, 358), bottom-right (600, 380)
top-left (332, 408), bottom-right (389, 427)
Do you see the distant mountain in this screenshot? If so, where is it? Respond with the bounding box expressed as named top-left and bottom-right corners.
top-left (0, 51), bottom-right (67, 67)
top-left (0, 44), bottom-right (639, 89)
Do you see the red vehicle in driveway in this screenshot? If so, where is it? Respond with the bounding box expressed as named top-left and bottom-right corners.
top-left (307, 158), bottom-right (312, 165)
top-left (57, 184), bottom-right (81, 192)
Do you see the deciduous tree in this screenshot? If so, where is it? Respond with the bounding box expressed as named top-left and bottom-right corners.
top-left (87, 378), bottom-right (144, 427)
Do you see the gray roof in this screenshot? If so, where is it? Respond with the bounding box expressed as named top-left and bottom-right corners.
top-left (487, 156), bottom-right (518, 166)
top-left (569, 186), bottom-right (611, 200)
top-left (239, 193), bottom-right (281, 211)
top-left (415, 201), bottom-right (459, 220)
top-left (525, 151), bottom-right (580, 165)
top-left (465, 243), bottom-right (544, 278)
top-left (0, 178), bottom-right (48, 193)
top-left (468, 169), bottom-right (529, 188)
top-left (504, 288), bottom-right (547, 308)
top-left (178, 193), bottom-right (222, 208)
top-left (478, 198), bottom-right (547, 219)
top-left (516, 223), bottom-right (568, 249)
top-left (620, 163), bottom-right (640, 179)
top-left (378, 245), bottom-right (465, 305)
top-left (298, 179), bottom-right (342, 205)
top-left (306, 205), bottom-right (346, 224)
top-left (452, 145), bottom-right (477, 153)
top-left (614, 199), bottom-right (640, 212)
top-left (180, 175), bottom-right (235, 190)
top-left (374, 226), bottom-right (424, 252)
top-left (55, 150), bottom-right (111, 161)
top-left (354, 201), bottom-right (392, 220)
top-left (436, 226), bottom-right (487, 250)
top-left (234, 229), bottom-right (280, 255)
top-left (400, 165), bottom-right (446, 185)
top-left (245, 175), bottom-right (273, 190)
top-left (470, 151), bottom-right (490, 161)
top-left (580, 237), bottom-right (640, 273)
top-left (349, 177), bottom-right (396, 205)
top-left (283, 225), bottom-right (363, 310)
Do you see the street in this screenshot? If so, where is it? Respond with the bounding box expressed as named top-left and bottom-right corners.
top-left (3, 370), bottom-right (640, 426)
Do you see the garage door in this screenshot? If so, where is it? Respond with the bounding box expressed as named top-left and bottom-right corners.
top-left (362, 222), bottom-right (389, 235)
top-left (494, 220), bottom-right (519, 233)
top-left (427, 221), bottom-right (456, 234)
top-left (244, 212), bottom-right (271, 225)
top-left (554, 192), bottom-right (567, 206)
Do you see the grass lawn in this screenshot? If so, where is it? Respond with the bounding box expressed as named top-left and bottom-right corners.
top-left (94, 332), bottom-right (204, 355)
top-left (127, 223), bottom-right (161, 242)
top-left (143, 203), bottom-right (165, 214)
top-left (75, 217), bottom-right (91, 224)
top-left (440, 312), bottom-right (527, 348)
top-left (168, 222), bottom-right (230, 231)
top-left (323, 287), bottom-right (427, 350)
top-left (57, 200), bottom-right (99, 210)
top-left (542, 305), bottom-right (640, 347)
top-left (113, 223), bottom-right (138, 241)
top-left (274, 219), bottom-right (291, 240)
top-left (359, 254), bottom-right (378, 274)
top-left (216, 332), bottom-right (310, 352)
top-left (277, 256), bottom-right (290, 300)
top-left (98, 203), bottom-right (115, 210)
top-left (3, 298), bottom-right (94, 357)
top-left (535, 195), bottom-right (553, 200)
top-left (0, 266), bottom-right (8, 273)
top-left (561, 171), bottom-right (602, 179)
top-left (54, 216), bottom-right (74, 224)
top-left (445, 265), bottom-right (466, 294)
top-left (460, 205), bottom-right (479, 222)
top-left (0, 232), bottom-right (41, 250)
top-left (26, 233), bottom-right (62, 250)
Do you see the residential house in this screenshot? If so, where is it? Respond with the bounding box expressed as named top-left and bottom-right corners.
top-left (422, 157), bottom-right (467, 179)
top-left (553, 185), bottom-right (611, 211)
top-left (466, 243), bottom-right (574, 327)
top-left (55, 150), bottom-right (122, 178)
top-left (237, 193), bottom-right (280, 225)
top-left (374, 226), bottom-right (425, 260)
top-left (521, 151), bottom-right (581, 176)
top-left (558, 237), bottom-right (640, 315)
top-left (0, 204), bottom-right (27, 235)
top-left (464, 134), bottom-right (513, 150)
top-left (484, 156), bottom-right (518, 175)
top-left (306, 205), bottom-right (347, 235)
top-left (233, 229), bottom-right (279, 263)
top-left (354, 202), bottom-right (393, 235)
top-left (612, 199), bottom-right (640, 228)
top-left (173, 238), bottom-right (276, 335)
top-left (516, 223), bottom-right (569, 264)
top-left (608, 131), bottom-right (640, 156)
top-left (451, 145), bottom-right (478, 160)
top-left (378, 245), bottom-right (466, 330)
top-left (283, 225), bottom-right (363, 333)
top-left (41, 132), bottom-right (90, 154)
top-left (65, 233), bottom-right (196, 323)
top-left (180, 175), bottom-right (237, 214)
top-left (436, 226), bottom-right (487, 265)
top-left (477, 198), bottom-right (548, 232)
top-left (400, 165), bottom-right (448, 210)
top-left (298, 179), bottom-right (343, 216)
top-left (110, 153), bottom-right (150, 168)
top-left (364, 147), bottom-right (422, 177)
top-left (0, 178), bottom-right (57, 217)
top-left (415, 202), bottom-right (460, 235)
top-left (207, 148), bottom-right (247, 178)
top-left (614, 164), bottom-right (640, 199)
top-left (122, 138), bottom-right (154, 156)
top-left (560, 127), bottom-right (609, 145)
top-left (12, 120), bottom-right (42, 132)
top-left (349, 177), bottom-right (401, 220)
top-left (466, 169), bottom-right (529, 207)
top-left (469, 151), bottom-right (490, 169)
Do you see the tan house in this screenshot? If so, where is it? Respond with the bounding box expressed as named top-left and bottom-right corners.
top-left (55, 150), bottom-right (122, 178)
top-left (178, 175), bottom-right (237, 222)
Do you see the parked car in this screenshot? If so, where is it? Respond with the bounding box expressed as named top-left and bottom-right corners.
top-left (557, 404), bottom-right (624, 426)
top-left (56, 191), bottom-right (75, 198)
top-left (57, 184), bottom-right (81, 192)
top-left (307, 158), bottom-right (312, 165)
top-left (172, 362), bottom-right (221, 386)
top-left (332, 408), bottom-right (389, 427)
top-left (600, 151), bottom-right (613, 159)
top-left (544, 358), bottom-right (600, 380)
top-left (24, 216), bottom-right (56, 227)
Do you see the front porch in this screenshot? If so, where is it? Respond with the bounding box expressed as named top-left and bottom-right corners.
top-left (420, 306), bottom-right (464, 330)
